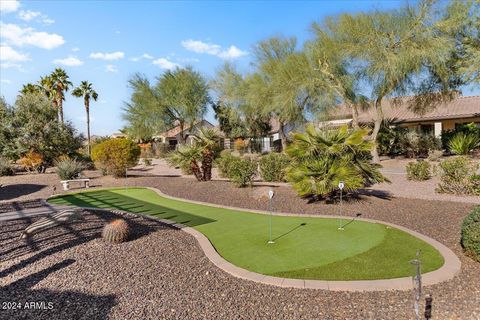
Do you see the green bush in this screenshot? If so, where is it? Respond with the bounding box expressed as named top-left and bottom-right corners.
top-left (441, 122), bottom-right (480, 150)
top-left (436, 156), bottom-right (480, 195)
top-left (228, 157), bottom-right (257, 187)
top-left (398, 131), bottom-right (441, 158)
top-left (286, 125), bottom-right (387, 199)
top-left (91, 138), bottom-right (141, 177)
top-left (55, 158), bottom-right (86, 180)
top-left (216, 150), bottom-right (236, 178)
top-left (406, 161), bottom-right (431, 181)
top-left (448, 132), bottom-right (480, 155)
top-left (461, 207), bottom-right (480, 262)
top-left (259, 152), bottom-right (290, 182)
top-left (0, 157), bottom-right (14, 176)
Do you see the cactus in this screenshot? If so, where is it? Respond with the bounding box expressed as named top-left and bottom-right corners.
top-left (102, 219), bottom-right (129, 243)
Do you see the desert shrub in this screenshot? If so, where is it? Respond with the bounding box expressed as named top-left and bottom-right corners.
top-left (448, 132), bottom-right (480, 155)
top-left (442, 122), bottom-right (480, 150)
top-left (406, 161), bottom-right (431, 181)
top-left (228, 157), bottom-right (257, 187)
top-left (55, 157), bottom-right (86, 180)
top-left (259, 152), bottom-right (290, 182)
top-left (91, 138), bottom-right (141, 177)
top-left (286, 125), bottom-right (387, 199)
top-left (18, 150), bottom-right (44, 172)
top-left (461, 207), bottom-right (480, 262)
top-left (143, 158), bottom-right (152, 166)
top-left (427, 149), bottom-right (443, 162)
top-left (0, 157), bottom-right (14, 176)
top-left (216, 150), bottom-right (236, 178)
top-left (436, 156), bottom-right (480, 195)
top-left (398, 131), bottom-right (441, 158)
top-left (102, 219), bottom-right (130, 243)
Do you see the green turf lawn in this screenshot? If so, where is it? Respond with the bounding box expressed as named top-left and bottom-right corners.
top-left (49, 187), bottom-right (444, 280)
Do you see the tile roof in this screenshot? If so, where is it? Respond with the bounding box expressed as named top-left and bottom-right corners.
top-left (330, 95), bottom-right (480, 123)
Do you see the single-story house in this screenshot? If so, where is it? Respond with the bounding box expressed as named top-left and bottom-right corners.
top-left (321, 95), bottom-right (480, 137)
top-left (154, 119), bottom-right (216, 148)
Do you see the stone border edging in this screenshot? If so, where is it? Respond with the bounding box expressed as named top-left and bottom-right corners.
top-left (49, 186), bottom-right (461, 292)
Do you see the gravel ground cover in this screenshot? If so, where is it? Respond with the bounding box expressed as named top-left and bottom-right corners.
top-left (1, 171), bottom-right (479, 319)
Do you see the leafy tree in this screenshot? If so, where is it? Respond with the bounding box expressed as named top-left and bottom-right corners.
top-left (123, 67), bottom-right (210, 143)
top-left (211, 63), bottom-right (270, 139)
top-left (286, 125), bottom-right (387, 200)
top-left (72, 81), bottom-right (99, 156)
top-left (324, 1), bottom-right (460, 162)
top-left (50, 68), bottom-right (73, 123)
top-left (0, 97), bottom-right (17, 159)
top-left (156, 67), bottom-right (210, 143)
top-left (7, 93), bottom-right (84, 169)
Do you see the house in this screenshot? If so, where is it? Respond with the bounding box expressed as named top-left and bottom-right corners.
top-left (154, 119), bottom-right (215, 148)
top-left (321, 95), bottom-right (480, 137)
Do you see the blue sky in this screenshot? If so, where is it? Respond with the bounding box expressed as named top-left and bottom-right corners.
top-left (1, 0), bottom-right (478, 136)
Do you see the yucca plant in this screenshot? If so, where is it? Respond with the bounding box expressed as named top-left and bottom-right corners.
top-left (286, 125), bottom-right (387, 200)
top-left (448, 132), bottom-right (480, 155)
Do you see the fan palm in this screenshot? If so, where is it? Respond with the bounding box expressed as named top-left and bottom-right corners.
top-left (192, 128), bottom-right (220, 181)
top-left (72, 81), bottom-right (99, 156)
top-left (20, 83), bottom-right (41, 96)
top-left (166, 144), bottom-right (203, 181)
top-left (50, 68), bottom-right (72, 123)
top-left (286, 125), bottom-right (387, 200)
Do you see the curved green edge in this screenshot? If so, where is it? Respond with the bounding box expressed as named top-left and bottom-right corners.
top-left (48, 187), bottom-right (444, 280)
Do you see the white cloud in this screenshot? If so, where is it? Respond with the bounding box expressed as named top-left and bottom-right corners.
top-left (18, 10), bottom-right (41, 21)
top-left (18, 10), bottom-right (55, 25)
top-left (0, 0), bottom-right (20, 13)
top-left (181, 39), bottom-right (248, 60)
top-left (218, 45), bottom-right (248, 59)
top-left (152, 58), bottom-right (179, 70)
top-left (71, 47), bottom-right (80, 52)
top-left (0, 45), bottom-right (29, 61)
top-left (0, 62), bottom-right (26, 71)
top-left (1, 79), bottom-right (11, 84)
top-left (0, 22), bottom-right (65, 49)
top-left (89, 51), bottom-right (124, 60)
top-left (99, 99), bottom-right (107, 104)
top-left (181, 39), bottom-right (221, 55)
top-left (52, 56), bottom-right (83, 67)
top-left (105, 64), bottom-right (118, 73)
top-left (42, 18), bottom-right (55, 25)
top-left (130, 53), bottom-right (154, 61)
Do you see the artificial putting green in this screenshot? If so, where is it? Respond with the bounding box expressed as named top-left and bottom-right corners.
top-left (48, 187), bottom-right (444, 280)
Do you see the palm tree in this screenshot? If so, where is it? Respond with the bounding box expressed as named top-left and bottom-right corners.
top-left (285, 125), bottom-right (387, 200)
top-left (166, 127), bottom-right (220, 181)
top-left (20, 83), bottom-right (41, 95)
top-left (50, 68), bottom-right (72, 123)
top-left (37, 75), bottom-right (58, 110)
top-left (193, 128), bottom-right (220, 181)
top-left (72, 81), bottom-right (99, 156)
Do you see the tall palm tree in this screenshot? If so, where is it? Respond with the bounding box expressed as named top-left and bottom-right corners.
top-left (37, 75), bottom-right (58, 110)
top-left (50, 68), bottom-right (72, 123)
top-left (72, 81), bottom-right (99, 156)
top-left (20, 83), bottom-right (41, 95)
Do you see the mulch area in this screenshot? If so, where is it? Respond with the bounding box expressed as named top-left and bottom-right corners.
top-left (0, 173), bottom-right (479, 319)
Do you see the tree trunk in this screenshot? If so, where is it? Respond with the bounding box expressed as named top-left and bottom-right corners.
top-left (351, 103), bottom-right (360, 129)
top-left (57, 89), bottom-right (64, 123)
top-left (86, 99), bottom-right (91, 156)
top-left (178, 121), bottom-right (187, 145)
top-left (369, 98), bottom-right (383, 163)
top-left (190, 160), bottom-right (203, 181)
top-left (278, 121), bottom-right (288, 152)
top-left (201, 150), bottom-right (213, 181)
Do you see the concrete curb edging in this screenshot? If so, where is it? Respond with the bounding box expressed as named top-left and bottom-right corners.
top-left (49, 186), bottom-right (462, 292)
